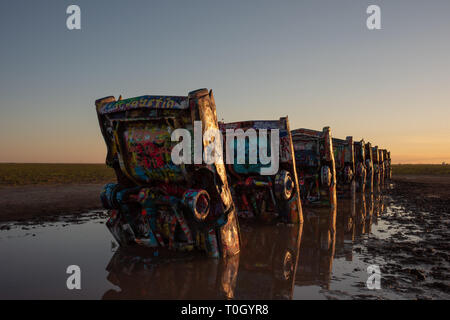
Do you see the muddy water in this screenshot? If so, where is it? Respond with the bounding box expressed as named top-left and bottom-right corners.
top-left (0, 186), bottom-right (448, 299)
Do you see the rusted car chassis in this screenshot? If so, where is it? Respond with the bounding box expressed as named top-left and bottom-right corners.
top-left (95, 89), bottom-right (240, 258)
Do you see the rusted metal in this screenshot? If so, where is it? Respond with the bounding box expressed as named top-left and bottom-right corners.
top-left (95, 88), bottom-right (240, 258)
top-left (219, 117), bottom-right (303, 224)
top-left (291, 127), bottom-right (337, 208)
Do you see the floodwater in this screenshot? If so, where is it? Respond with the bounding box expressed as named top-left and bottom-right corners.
top-left (0, 185), bottom-right (448, 299)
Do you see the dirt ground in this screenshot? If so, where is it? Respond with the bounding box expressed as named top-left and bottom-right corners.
top-left (360, 175), bottom-right (450, 298)
top-left (391, 174), bottom-right (450, 212)
top-left (0, 184), bottom-right (104, 222)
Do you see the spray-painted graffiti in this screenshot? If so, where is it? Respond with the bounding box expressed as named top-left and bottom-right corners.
top-left (122, 124), bottom-right (183, 182)
top-left (100, 96), bottom-right (189, 114)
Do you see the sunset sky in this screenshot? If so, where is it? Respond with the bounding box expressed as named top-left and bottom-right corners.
top-left (0, 0), bottom-right (449, 164)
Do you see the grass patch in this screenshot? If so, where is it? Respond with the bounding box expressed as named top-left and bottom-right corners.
top-left (392, 164), bottom-right (450, 176)
top-left (0, 163), bottom-right (116, 186)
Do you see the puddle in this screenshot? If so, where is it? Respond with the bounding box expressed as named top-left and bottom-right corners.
top-left (0, 189), bottom-right (448, 299)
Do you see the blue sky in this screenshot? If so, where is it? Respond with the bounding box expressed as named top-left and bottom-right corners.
top-left (0, 0), bottom-right (449, 163)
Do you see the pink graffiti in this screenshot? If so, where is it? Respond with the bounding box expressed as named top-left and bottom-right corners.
top-left (130, 141), bottom-right (168, 169)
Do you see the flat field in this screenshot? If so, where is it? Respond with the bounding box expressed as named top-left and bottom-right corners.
top-left (0, 163), bottom-right (115, 186)
top-left (392, 164), bottom-right (450, 176)
top-left (1, 163), bottom-right (449, 186)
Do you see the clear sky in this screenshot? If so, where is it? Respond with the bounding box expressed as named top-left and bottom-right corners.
top-left (0, 0), bottom-right (449, 164)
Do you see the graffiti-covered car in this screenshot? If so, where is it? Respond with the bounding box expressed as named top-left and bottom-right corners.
top-left (380, 148), bottom-right (391, 181)
top-left (291, 127), bottom-right (337, 208)
top-left (95, 88), bottom-right (240, 258)
top-left (219, 118), bottom-right (303, 224)
top-left (364, 142), bottom-right (374, 193)
top-left (353, 139), bottom-right (366, 193)
top-left (332, 136), bottom-right (355, 198)
top-left (378, 148), bottom-right (385, 185)
top-left (384, 150), bottom-right (392, 180)
top-left (372, 145), bottom-right (381, 188)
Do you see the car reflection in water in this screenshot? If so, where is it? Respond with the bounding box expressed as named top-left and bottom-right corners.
top-left (232, 223), bottom-right (303, 299)
top-left (103, 247), bottom-right (240, 299)
top-left (103, 221), bottom-right (303, 300)
top-left (295, 186), bottom-right (386, 291)
top-left (335, 192), bottom-right (373, 262)
top-left (295, 205), bottom-right (337, 290)
top-left (103, 188), bottom-right (386, 299)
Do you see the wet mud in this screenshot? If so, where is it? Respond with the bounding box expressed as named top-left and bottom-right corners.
top-left (360, 180), bottom-right (450, 299)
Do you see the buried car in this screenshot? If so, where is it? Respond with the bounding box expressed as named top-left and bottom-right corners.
top-left (372, 145), bottom-right (381, 189)
top-left (353, 139), bottom-right (367, 193)
top-left (384, 150), bottom-right (392, 180)
top-left (95, 88), bottom-right (240, 258)
top-left (364, 142), bottom-right (374, 193)
top-left (218, 118), bottom-right (303, 224)
top-left (378, 148), bottom-right (385, 186)
top-left (291, 127), bottom-right (337, 208)
top-left (332, 136), bottom-right (355, 198)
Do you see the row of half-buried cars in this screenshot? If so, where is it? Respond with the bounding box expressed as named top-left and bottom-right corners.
top-left (95, 88), bottom-right (392, 258)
